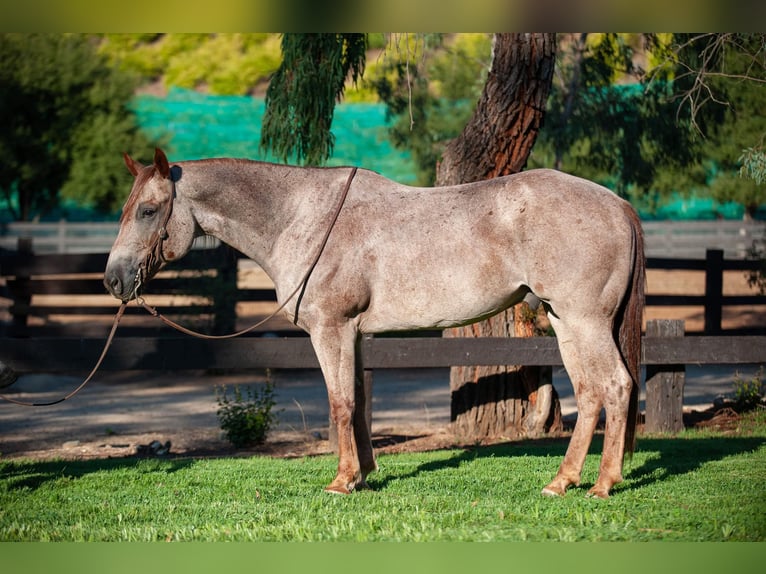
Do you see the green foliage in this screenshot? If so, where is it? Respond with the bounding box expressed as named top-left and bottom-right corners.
top-left (0, 34), bottom-right (156, 220)
top-left (532, 34), bottom-right (701, 207)
top-left (97, 34), bottom-right (282, 96)
top-left (260, 34), bottom-right (367, 165)
top-left (369, 34), bottom-right (492, 185)
top-left (740, 147), bottom-right (766, 186)
top-left (699, 37), bottom-right (766, 217)
top-left (529, 33), bottom-right (766, 218)
top-left (733, 367), bottom-right (765, 411)
top-left (215, 381), bottom-right (278, 448)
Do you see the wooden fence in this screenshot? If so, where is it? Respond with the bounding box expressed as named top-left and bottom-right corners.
top-left (648, 249), bottom-right (766, 334)
top-left (1, 322), bottom-right (764, 434)
top-left (2, 243), bottom-right (765, 433)
top-left (3, 218), bottom-right (764, 258)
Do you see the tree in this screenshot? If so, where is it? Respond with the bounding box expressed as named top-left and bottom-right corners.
top-left (527, 34), bottom-right (706, 216)
top-left (0, 34), bottom-right (155, 221)
top-left (434, 33), bottom-right (560, 438)
top-left (673, 33), bottom-right (766, 219)
top-left (97, 33), bottom-right (283, 96)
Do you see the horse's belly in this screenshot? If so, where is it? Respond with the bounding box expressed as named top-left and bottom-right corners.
top-left (358, 283), bottom-right (528, 333)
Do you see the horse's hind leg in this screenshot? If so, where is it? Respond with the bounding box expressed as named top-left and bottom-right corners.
top-left (542, 316), bottom-right (632, 498)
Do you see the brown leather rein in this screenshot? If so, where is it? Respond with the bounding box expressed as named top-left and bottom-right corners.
top-left (1, 167), bottom-right (357, 407)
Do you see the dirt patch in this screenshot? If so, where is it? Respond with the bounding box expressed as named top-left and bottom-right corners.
top-left (4, 402), bottom-right (754, 464)
top-left (0, 425), bottom-right (460, 463)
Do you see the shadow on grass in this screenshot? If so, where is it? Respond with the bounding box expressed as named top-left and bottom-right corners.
top-left (369, 433), bottom-right (766, 495)
top-left (3, 433), bottom-right (764, 497)
top-left (0, 456), bottom-right (196, 492)
top-left (625, 435), bottom-right (765, 492)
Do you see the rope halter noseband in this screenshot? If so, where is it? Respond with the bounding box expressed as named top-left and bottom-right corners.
top-left (133, 174), bottom-right (176, 303)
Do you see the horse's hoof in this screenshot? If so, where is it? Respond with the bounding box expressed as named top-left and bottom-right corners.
top-left (585, 487), bottom-right (610, 499)
top-left (541, 478), bottom-right (570, 497)
top-left (324, 484), bottom-right (352, 495)
top-left (541, 486), bottom-right (564, 497)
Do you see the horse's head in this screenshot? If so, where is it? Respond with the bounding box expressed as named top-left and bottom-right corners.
top-left (104, 148), bottom-right (196, 301)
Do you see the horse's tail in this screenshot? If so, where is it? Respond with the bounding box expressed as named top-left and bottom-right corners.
top-left (619, 204), bottom-right (645, 458)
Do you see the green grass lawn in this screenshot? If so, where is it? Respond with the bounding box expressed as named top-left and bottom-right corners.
top-left (2, 410), bottom-right (765, 542)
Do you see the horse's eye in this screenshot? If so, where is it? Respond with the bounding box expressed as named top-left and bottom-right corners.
top-left (141, 207), bottom-right (157, 219)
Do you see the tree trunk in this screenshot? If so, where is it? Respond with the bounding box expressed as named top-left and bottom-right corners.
top-left (436, 33), bottom-right (562, 440)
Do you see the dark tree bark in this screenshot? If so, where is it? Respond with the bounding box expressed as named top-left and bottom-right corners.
top-left (435, 33), bottom-right (562, 440)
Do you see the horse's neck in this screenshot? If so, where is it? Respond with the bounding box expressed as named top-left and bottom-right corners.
top-left (181, 160), bottom-right (338, 283)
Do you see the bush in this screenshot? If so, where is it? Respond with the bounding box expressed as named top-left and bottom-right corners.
top-left (215, 379), bottom-right (278, 447)
top-left (733, 367), bottom-right (765, 411)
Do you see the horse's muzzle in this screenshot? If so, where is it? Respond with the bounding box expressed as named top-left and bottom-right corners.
top-left (103, 264), bottom-right (136, 302)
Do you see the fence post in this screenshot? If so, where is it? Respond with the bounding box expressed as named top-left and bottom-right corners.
top-left (704, 248), bottom-right (724, 335)
top-left (644, 319), bottom-right (686, 434)
top-left (57, 219), bottom-right (67, 254)
top-left (328, 334), bottom-right (374, 452)
top-left (212, 245), bottom-right (238, 335)
top-left (9, 237), bottom-right (33, 337)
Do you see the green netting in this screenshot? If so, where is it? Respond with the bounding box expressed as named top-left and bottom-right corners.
top-left (105, 87), bottom-right (766, 221)
top-left (3, 87), bottom-right (760, 221)
top-left (131, 87), bottom-right (419, 184)
top-left (650, 194), bottom-right (747, 220)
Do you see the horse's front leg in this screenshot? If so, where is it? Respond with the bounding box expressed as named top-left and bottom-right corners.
top-left (310, 321), bottom-right (366, 494)
top-left (353, 336), bottom-right (377, 487)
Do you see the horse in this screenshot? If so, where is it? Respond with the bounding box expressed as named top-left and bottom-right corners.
top-left (104, 148), bottom-right (645, 498)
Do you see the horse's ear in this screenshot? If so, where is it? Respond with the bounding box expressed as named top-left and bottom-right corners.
top-left (123, 153), bottom-right (142, 177)
top-left (154, 148), bottom-right (170, 180)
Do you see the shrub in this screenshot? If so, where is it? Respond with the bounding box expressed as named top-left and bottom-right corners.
top-left (215, 379), bottom-right (278, 447)
top-left (733, 367), bottom-right (765, 411)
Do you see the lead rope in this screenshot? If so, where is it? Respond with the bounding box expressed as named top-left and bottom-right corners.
top-left (0, 303), bottom-right (127, 406)
top-left (0, 167), bottom-right (357, 406)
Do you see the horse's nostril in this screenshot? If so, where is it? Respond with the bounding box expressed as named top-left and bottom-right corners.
top-left (104, 273), bottom-right (122, 297)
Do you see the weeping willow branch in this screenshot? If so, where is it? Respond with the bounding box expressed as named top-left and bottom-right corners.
top-left (260, 34), bottom-right (366, 165)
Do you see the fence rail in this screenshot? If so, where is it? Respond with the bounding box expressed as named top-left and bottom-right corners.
top-left (642, 219), bottom-right (764, 258)
top-left (2, 333), bottom-right (764, 373)
top-left (2, 219), bottom-right (764, 258)
top-left (2, 327), bottom-right (764, 434)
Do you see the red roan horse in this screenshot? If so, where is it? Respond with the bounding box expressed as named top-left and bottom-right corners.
top-left (105, 149), bottom-right (645, 498)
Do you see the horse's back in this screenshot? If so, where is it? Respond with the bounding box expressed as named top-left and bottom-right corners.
top-left (314, 167), bottom-right (640, 333)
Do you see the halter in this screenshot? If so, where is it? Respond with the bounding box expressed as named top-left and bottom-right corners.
top-left (133, 174), bottom-right (176, 302)
top-left (0, 166), bottom-right (357, 406)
